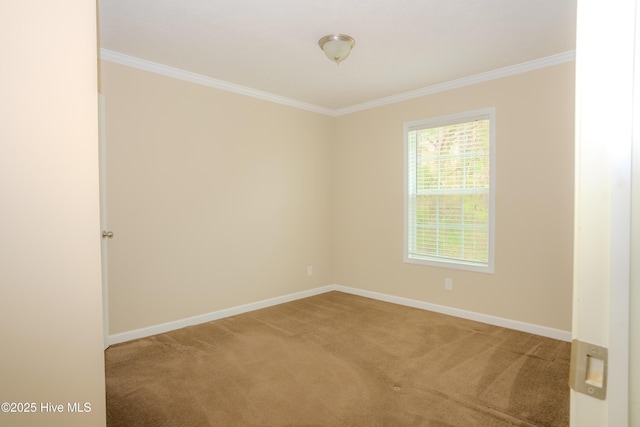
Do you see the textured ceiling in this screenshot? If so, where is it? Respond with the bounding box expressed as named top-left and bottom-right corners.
top-left (97, 0), bottom-right (577, 111)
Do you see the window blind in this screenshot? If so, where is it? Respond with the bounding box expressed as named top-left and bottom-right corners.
top-left (407, 114), bottom-right (492, 268)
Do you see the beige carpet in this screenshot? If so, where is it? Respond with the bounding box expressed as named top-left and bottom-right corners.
top-left (105, 291), bottom-right (570, 426)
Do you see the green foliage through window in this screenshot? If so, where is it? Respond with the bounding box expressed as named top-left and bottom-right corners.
top-left (406, 109), bottom-right (494, 272)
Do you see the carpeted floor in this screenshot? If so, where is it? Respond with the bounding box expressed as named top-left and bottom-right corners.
top-left (105, 291), bottom-right (570, 426)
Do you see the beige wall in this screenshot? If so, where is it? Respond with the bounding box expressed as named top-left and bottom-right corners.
top-left (99, 61), bottom-right (334, 334)
top-left (333, 63), bottom-right (575, 331)
top-left (100, 60), bottom-right (575, 336)
top-left (0, 1), bottom-right (106, 426)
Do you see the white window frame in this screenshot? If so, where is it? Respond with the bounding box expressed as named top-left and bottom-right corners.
top-left (403, 108), bottom-right (496, 273)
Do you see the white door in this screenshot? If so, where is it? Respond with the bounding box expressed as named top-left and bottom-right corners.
top-left (631, 5), bottom-right (640, 419)
top-left (98, 93), bottom-right (110, 349)
top-left (631, 26), bottom-right (640, 422)
top-left (571, 1), bottom-right (637, 425)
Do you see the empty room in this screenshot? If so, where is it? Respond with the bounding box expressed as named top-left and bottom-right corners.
top-left (2, 1), bottom-right (637, 426)
top-left (99, 1), bottom-right (576, 425)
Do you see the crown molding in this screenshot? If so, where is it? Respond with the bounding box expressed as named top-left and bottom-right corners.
top-left (332, 50), bottom-right (576, 116)
top-left (99, 49), bottom-right (575, 117)
top-left (98, 49), bottom-right (335, 116)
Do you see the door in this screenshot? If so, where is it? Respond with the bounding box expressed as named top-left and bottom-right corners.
top-left (571, 1), bottom-right (637, 425)
top-left (99, 93), bottom-right (111, 349)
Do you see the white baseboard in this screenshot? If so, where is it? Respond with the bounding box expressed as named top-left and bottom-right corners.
top-left (107, 284), bottom-right (571, 346)
top-left (107, 286), bottom-right (334, 346)
top-left (330, 285), bottom-right (572, 342)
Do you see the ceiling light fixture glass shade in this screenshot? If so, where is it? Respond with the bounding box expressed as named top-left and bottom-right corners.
top-left (318, 34), bottom-right (355, 64)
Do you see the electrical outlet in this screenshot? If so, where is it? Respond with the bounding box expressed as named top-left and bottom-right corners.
top-left (445, 278), bottom-right (453, 291)
top-left (307, 265), bottom-right (313, 276)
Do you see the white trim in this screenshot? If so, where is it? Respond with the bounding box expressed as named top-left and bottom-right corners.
top-left (335, 51), bottom-right (575, 116)
top-left (99, 49), bottom-right (575, 117)
top-left (98, 49), bottom-right (335, 116)
top-left (107, 286), bottom-right (334, 346)
top-left (403, 108), bottom-right (496, 274)
top-left (107, 284), bottom-right (571, 346)
top-left (332, 285), bottom-right (571, 342)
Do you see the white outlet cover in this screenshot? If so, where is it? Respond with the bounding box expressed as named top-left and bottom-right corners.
top-left (445, 278), bottom-right (453, 290)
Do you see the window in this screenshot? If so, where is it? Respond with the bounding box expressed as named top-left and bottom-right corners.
top-left (404, 108), bottom-right (495, 273)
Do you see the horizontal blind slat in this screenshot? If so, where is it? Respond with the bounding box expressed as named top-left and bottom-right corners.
top-left (407, 116), bottom-right (491, 265)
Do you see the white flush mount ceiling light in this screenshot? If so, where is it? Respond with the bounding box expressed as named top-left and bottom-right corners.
top-left (318, 34), bottom-right (355, 64)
